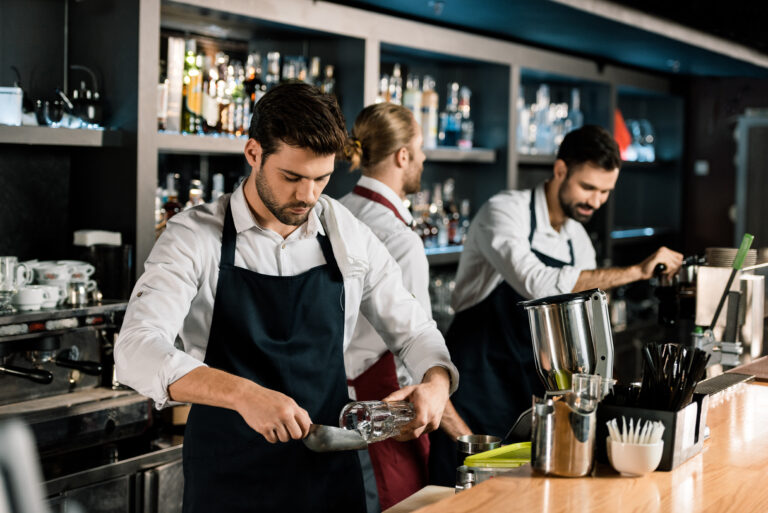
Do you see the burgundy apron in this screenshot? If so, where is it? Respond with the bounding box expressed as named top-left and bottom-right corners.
top-left (349, 185), bottom-right (431, 511)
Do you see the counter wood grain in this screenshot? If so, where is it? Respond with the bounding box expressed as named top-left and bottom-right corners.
top-left (410, 383), bottom-right (768, 513)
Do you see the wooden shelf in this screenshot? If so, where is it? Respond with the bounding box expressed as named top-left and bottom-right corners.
top-left (517, 154), bottom-right (556, 166)
top-left (424, 147), bottom-right (495, 163)
top-left (157, 132), bottom-right (248, 155)
top-left (0, 125), bottom-right (122, 147)
top-left (425, 245), bottom-right (463, 266)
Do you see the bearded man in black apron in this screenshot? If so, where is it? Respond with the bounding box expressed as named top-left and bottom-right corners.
top-left (115, 83), bottom-right (458, 512)
top-left (428, 125), bottom-right (683, 485)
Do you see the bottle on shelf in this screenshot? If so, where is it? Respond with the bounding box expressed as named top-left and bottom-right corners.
top-left (211, 173), bottom-right (225, 203)
top-left (181, 40), bottom-right (202, 134)
top-left (438, 82), bottom-right (461, 147)
top-left (185, 179), bottom-right (205, 210)
top-left (245, 53), bottom-right (267, 104)
top-left (321, 65), bottom-right (336, 95)
top-left (201, 56), bottom-right (219, 133)
top-left (533, 84), bottom-right (554, 155)
top-left (163, 173), bottom-right (183, 222)
top-left (308, 56), bottom-right (322, 87)
top-left (388, 63), bottom-right (403, 106)
top-left (430, 183), bottom-right (449, 248)
top-left (458, 86), bottom-right (474, 149)
top-left (566, 88), bottom-right (584, 133)
top-left (420, 76), bottom-right (439, 149)
top-left (265, 52), bottom-right (281, 90)
top-left (457, 199), bottom-right (471, 245)
top-left (402, 74), bottom-right (422, 127)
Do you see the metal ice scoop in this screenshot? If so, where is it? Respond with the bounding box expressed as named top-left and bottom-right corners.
top-left (303, 424), bottom-right (368, 452)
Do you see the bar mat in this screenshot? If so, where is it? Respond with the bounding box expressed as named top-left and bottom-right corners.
top-left (727, 356), bottom-right (768, 382)
top-left (695, 373), bottom-right (754, 396)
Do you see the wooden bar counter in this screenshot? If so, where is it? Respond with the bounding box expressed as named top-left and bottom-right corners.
top-left (411, 383), bottom-right (768, 513)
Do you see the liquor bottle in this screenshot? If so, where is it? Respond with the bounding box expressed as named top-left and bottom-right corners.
top-left (438, 82), bottom-right (461, 146)
top-left (442, 179), bottom-right (460, 244)
top-left (181, 40), bottom-right (203, 133)
top-left (244, 53), bottom-right (267, 104)
top-left (309, 57), bottom-right (322, 87)
top-left (163, 173), bottom-right (183, 222)
top-left (265, 52), bottom-right (281, 90)
top-left (430, 183), bottom-right (449, 247)
top-left (376, 74), bottom-right (390, 104)
top-left (211, 173), bottom-right (225, 202)
top-left (534, 84), bottom-right (554, 155)
top-left (233, 62), bottom-right (246, 136)
top-left (321, 65), bottom-right (336, 95)
top-left (185, 179), bottom-right (205, 210)
top-left (388, 63), bottom-right (403, 105)
top-left (402, 74), bottom-right (422, 127)
top-left (566, 88), bottom-right (584, 133)
top-left (420, 76), bottom-right (439, 149)
top-left (281, 58), bottom-right (298, 83)
top-left (458, 86), bottom-right (474, 149)
top-left (457, 199), bottom-right (471, 245)
top-left (201, 57), bottom-right (219, 133)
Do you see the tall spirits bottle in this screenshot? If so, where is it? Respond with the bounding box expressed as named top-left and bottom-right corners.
top-left (421, 76), bottom-right (439, 149)
top-left (321, 65), bottom-right (336, 95)
top-left (402, 74), bottom-right (422, 127)
top-left (388, 63), bottom-right (403, 105)
top-left (181, 40), bottom-right (201, 133)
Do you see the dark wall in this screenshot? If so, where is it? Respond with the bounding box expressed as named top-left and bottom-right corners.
top-left (683, 78), bottom-right (768, 253)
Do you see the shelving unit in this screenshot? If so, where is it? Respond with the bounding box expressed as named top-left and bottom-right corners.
top-left (0, 126), bottom-right (123, 148)
top-left (425, 245), bottom-right (463, 266)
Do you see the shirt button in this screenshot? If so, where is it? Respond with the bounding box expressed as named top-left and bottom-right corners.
top-left (281, 244), bottom-right (286, 250)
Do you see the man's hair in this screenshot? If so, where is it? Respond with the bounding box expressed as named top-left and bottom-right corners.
top-left (248, 82), bottom-right (347, 164)
top-left (340, 103), bottom-right (416, 172)
top-left (556, 125), bottom-right (621, 174)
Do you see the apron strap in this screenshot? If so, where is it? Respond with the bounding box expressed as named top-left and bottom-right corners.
top-left (529, 188), bottom-right (575, 266)
top-left (221, 200), bottom-right (237, 267)
top-left (317, 233), bottom-right (343, 282)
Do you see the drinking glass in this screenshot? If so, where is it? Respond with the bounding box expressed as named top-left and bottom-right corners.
top-left (44, 100), bottom-right (64, 128)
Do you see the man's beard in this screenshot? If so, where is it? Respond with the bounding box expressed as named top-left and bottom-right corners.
top-left (558, 183), bottom-right (594, 224)
top-left (253, 169), bottom-right (314, 226)
top-left (402, 159), bottom-right (423, 195)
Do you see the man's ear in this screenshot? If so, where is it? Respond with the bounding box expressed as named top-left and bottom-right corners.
top-left (244, 139), bottom-right (263, 169)
top-left (394, 147), bottom-right (409, 169)
top-left (553, 159), bottom-right (568, 183)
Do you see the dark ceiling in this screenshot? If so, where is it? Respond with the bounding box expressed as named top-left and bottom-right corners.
top-left (328, 0), bottom-right (768, 78)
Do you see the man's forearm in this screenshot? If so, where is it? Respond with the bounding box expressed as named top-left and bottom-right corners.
top-left (168, 366), bottom-right (253, 411)
top-left (571, 265), bottom-right (643, 292)
top-left (440, 399), bottom-right (472, 440)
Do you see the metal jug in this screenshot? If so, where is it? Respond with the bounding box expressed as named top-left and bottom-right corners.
top-left (520, 288), bottom-right (614, 391)
top-left (531, 391), bottom-right (596, 477)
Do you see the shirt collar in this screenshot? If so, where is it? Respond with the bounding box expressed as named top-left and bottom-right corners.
top-left (534, 181), bottom-right (576, 238)
top-left (230, 182), bottom-right (325, 239)
top-left (356, 175), bottom-right (414, 225)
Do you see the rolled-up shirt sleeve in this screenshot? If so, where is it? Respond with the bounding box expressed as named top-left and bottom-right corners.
top-left (476, 199), bottom-right (582, 299)
top-left (115, 222), bottom-right (208, 409)
top-left (358, 232), bottom-right (459, 393)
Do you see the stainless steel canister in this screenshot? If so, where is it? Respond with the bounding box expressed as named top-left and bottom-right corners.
top-left (456, 434), bottom-right (501, 467)
top-left (531, 393), bottom-right (596, 477)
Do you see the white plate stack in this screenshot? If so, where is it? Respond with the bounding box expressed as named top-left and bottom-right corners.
top-left (705, 247), bottom-right (757, 268)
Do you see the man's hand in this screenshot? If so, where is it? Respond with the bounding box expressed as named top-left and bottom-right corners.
top-left (637, 246), bottom-right (684, 280)
top-left (382, 366), bottom-right (451, 441)
top-left (235, 383), bottom-right (313, 443)
top-left (168, 366), bottom-right (312, 444)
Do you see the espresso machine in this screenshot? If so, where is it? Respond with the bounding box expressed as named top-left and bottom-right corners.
top-left (0, 303), bottom-right (184, 513)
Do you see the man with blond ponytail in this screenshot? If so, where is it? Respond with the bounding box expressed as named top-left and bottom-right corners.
top-left (340, 103), bottom-right (467, 511)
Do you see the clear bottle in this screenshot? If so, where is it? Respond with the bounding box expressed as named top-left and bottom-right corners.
top-left (185, 179), bottom-right (205, 210)
top-left (430, 183), bottom-right (449, 247)
top-left (534, 84), bottom-right (554, 155)
top-left (402, 74), bottom-right (422, 126)
top-left (211, 173), bottom-right (225, 203)
top-left (265, 52), bottom-right (281, 90)
top-left (439, 82), bottom-right (461, 147)
top-left (458, 199), bottom-right (471, 245)
top-left (339, 401), bottom-right (415, 442)
top-left (388, 63), bottom-right (403, 105)
top-left (321, 65), bottom-right (336, 95)
top-left (181, 39), bottom-right (201, 133)
top-left (309, 56), bottom-right (322, 87)
top-left (420, 76), bottom-right (439, 149)
top-left (566, 88), bottom-right (584, 133)
top-left (458, 86), bottom-right (473, 149)
top-left (376, 73), bottom-right (390, 104)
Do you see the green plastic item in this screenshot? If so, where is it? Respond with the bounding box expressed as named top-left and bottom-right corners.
top-left (463, 441), bottom-right (531, 468)
top-left (733, 233), bottom-right (755, 270)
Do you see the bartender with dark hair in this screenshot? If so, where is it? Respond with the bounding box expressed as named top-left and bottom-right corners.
top-left (429, 125), bottom-right (683, 485)
top-left (115, 83), bottom-right (458, 512)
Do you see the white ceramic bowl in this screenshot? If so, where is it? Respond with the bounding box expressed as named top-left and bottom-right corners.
top-left (606, 437), bottom-right (663, 477)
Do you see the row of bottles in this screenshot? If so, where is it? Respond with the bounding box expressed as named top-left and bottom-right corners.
top-left (156, 172), bottom-right (236, 230)
top-left (407, 179), bottom-right (471, 249)
top-left (516, 84), bottom-right (583, 155)
top-left (158, 37), bottom-right (336, 136)
top-left (377, 64), bottom-right (474, 149)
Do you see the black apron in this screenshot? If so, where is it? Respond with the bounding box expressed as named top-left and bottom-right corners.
top-left (429, 189), bottom-right (574, 485)
top-left (182, 202), bottom-right (366, 513)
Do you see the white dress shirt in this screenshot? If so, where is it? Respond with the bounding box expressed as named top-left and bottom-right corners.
top-left (115, 185), bottom-right (458, 409)
top-left (340, 176), bottom-right (431, 393)
top-left (451, 182), bottom-right (597, 313)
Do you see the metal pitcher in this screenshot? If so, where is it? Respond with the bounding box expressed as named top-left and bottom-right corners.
top-left (531, 392), bottom-right (596, 477)
top-left (520, 288), bottom-right (614, 391)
